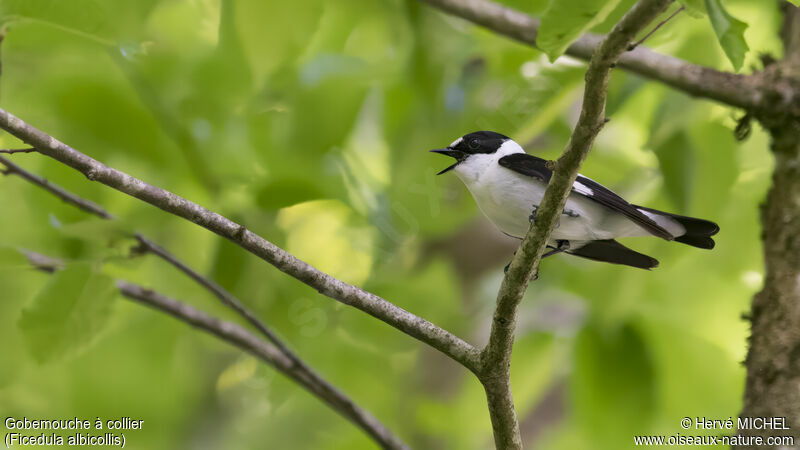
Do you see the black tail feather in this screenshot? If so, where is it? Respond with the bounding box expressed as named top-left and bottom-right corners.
top-left (567, 240), bottom-right (659, 270)
top-left (634, 205), bottom-right (719, 249)
top-left (674, 234), bottom-right (715, 249)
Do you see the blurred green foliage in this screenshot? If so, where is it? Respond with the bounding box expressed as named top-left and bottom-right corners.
top-left (0, 0), bottom-right (780, 448)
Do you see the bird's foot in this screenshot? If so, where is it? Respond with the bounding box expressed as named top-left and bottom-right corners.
top-left (542, 240), bottom-right (570, 258)
top-left (528, 205), bottom-right (538, 223)
top-left (562, 208), bottom-right (579, 218)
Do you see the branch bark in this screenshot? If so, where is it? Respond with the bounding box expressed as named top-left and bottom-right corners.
top-left (474, 1), bottom-right (672, 447)
top-left (738, 3), bottom-right (800, 448)
top-left (419, 0), bottom-right (765, 111)
top-left (0, 108), bottom-right (482, 374)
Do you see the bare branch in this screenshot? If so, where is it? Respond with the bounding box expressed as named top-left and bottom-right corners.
top-left (21, 250), bottom-right (408, 449)
top-left (120, 282), bottom-right (410, 450)
top-left (0, 155), bottom-right (115, 219)
top-left (132, 234), bottom-right (293, 354)
top-left (131, 233), bottom-right (390, 442)
top-left (0, 147), bottom-right (36, 154)
top-left (4, 154), bottom-right (411, 448)
top-left (476, 1), bottom-right (673, 447)
top-left (419, 0), bottom-right (765, 111)
top-left (0, 107), bottom-right (482, 373)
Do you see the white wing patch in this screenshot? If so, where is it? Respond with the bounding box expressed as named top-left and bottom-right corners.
top-left (573, 181), bottom-right (594, 196)
top-left (638, 208), bottom-right (686, 237)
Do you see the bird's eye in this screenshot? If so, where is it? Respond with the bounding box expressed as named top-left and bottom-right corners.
top-left (468, 138), bottom-right (480, 149)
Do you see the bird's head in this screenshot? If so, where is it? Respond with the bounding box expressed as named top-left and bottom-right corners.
top-left (430, 131), bottom-right (515, 175)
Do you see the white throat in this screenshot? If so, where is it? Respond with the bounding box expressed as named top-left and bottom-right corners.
top-left (453, 139), bottom-right (524, 184)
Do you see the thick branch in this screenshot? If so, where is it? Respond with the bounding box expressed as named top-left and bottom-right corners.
top-left (0, 107), bottom-right (481, 373)
top-left (419, 0), bottom-right (764, 111)
top-left (0, 155), bottom-right (114, 219)
top-left (737, 3), bottom-right (800, 449)
top-left (476, 1), bottom-right (672, 448)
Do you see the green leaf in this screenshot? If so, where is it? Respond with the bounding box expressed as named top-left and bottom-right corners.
top-left (787, 0), bottom-right (800, 6)
top-left (0, 0), bottom-right (158, 43)
top-left (537, 0), bottom-right (623, 62)
top-left (677, 0), bottom-right (706, 18)
top-left (0, 246), bottom-right (30, 270)
top-left (654, 132), bottom-right (695, 212)
top-left (571, 323), bottom-right (656, 446)
top-left (18, 263), bottom-right (117, 363)
top-left (704, 0), bottom-right (749, 71)
top-left (256, 179), bottom-right (326, 210)
top-left (58, 218), bottom-right (131, 243)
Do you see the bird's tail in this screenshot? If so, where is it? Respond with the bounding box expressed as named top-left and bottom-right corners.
top-left (634, 205), bottom-right (720, 249)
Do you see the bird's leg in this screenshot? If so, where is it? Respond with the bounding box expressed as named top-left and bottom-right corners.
top-left (504, 251), bottom-right (516, 273)
top-left (542, 240), bottom-right (570, 258)
top-left (528, 205), bottom-right (538, 223)
top-left (562, 208), bottom-right (579, 218)
top-left (505, 240), bottom-right (570, 278)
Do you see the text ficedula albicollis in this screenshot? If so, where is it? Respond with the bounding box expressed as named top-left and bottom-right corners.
top-left (431, 131), bottom-right (719, 269)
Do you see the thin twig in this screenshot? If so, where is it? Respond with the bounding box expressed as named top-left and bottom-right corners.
top-left (475, 1), bottom-right (673, 448)
top-left (0, 147), bottom-right (36, 154)
top-left (628, 5), bottom-right (685, 51)
top-left (121, 283), bottom-right (408, 450)
top-left (418, 0), bottom-right (764, 111)
top-left (133, 234), bottom-right (296, 355)
top-left (3, 153), bottom-right (409, 449)
top-left (132, 234), bottom-right (341, 393)
top-left (22, 251), bottom-right (409, 450)
top-left (0, 155), bottom-right (115, 219)
top-left (0, 107), bottom-right (482, 374)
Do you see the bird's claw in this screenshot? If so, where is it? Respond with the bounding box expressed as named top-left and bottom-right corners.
top-left (528, 205), bottom-right (538, 223)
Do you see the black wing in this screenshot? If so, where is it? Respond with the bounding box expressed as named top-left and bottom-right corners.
top-left (497, 152), bottom-right (552, 182)
top-left (498, 153), bottom-right (673, 240)
top-left (567, 239), bottom-right (659, 269)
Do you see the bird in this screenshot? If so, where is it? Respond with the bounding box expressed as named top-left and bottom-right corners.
top-left (430, 131), bottom-right (719, 270)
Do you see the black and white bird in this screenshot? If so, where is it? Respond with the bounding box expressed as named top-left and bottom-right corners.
top-left (431, 131), bottom-right (719, 269)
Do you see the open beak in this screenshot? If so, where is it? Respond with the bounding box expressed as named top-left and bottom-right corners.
top-left (430, 148), bottom-right (465, 175)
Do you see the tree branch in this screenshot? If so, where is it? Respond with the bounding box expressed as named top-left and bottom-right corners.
top-left (0, 147), bottom-right (36, 154)
top-left (3, 155), bottom-right (410, 449)
top-left (22, 251), bottom-right (408, 449)
top-left (419, 0), bottom-right (764, 111)
top-left (737, 3), bottom-right (800, 448)
top-left (475, 1), bottom-right (673, 448)
top-left (121, 283), bottom-right (409, 450)
top-left (0, 155), bottom-right (114, 219)
top-left (130, 233), bottom-right (401, 446)
top-left (132, 234), bottom-right (295, 357)
top-left (0, 107), bottom-right (482, 374)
